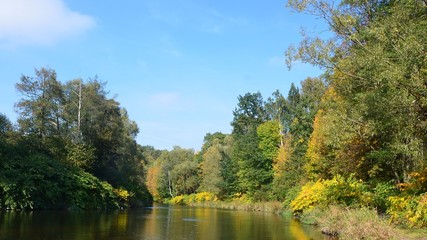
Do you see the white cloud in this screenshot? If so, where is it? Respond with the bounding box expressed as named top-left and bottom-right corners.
top-left (0, 0), bottom-right (95, 47)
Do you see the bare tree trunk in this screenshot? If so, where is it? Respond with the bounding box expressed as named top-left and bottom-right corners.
top-left (77, 79), bottom-right (82, 133)
top-left (168, 171), bottom-right (174, 198)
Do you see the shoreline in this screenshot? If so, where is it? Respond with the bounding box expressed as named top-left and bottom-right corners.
top-left (166, 199), bottom-right (427, 240)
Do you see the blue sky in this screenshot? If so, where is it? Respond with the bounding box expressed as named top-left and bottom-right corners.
top-left (0, 0), bottom-right (325, 150)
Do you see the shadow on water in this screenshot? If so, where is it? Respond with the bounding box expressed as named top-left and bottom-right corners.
top-left (0, 204), bottom-right (331, 240)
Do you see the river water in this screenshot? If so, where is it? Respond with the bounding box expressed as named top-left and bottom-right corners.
top-left (0, 204), bottom-right (329, 240)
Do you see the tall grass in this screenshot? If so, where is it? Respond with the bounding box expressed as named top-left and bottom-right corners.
top-left (314, 206), bottom-right (402, 240)
top-left (188, 200), bottom-right (284, 214)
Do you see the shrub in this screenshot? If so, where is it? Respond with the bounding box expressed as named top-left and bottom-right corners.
top-left (397, 168), bottom-right (427, 194)
top-left (283, 185), bottom-right (301, 209)
top-left (388, 193), bottom-right (427, 228)
top-left (169, 192), bottom-right (217, 205)
top-left (290, 175), bottom-right (372, 213)
top-left (290, 180), bottom-right (326, 213)
top-left (169, 195), bottom-right (186, 205)
top-left (0, 154), bottom-right (124, 210)
top-left (372, 181), bottom-right (398, 213)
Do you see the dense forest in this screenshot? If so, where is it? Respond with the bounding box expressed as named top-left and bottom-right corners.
top-left (1, 0), bottom-right (426, 232)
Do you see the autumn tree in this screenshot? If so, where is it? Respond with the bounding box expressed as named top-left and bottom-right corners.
top-left (287, 0), bottom-right (427, 183)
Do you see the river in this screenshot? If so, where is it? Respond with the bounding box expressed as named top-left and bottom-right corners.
top-left (0, 204), bottom-right (329, 240)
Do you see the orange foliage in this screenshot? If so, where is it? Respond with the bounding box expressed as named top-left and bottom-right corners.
top-left (146, 164), bottom-right (161, 200)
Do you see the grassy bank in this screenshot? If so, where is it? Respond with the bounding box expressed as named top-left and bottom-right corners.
top-left (166, 192), bottom-right (284, 213)
top-left (298, 205), bottom-right (427, 240)
top-left (188, 200), bottom-right (284, 214)
top-left (166, 191), bottom-right (427, 240)
top-left (300, 206), bottom-right (401, 239)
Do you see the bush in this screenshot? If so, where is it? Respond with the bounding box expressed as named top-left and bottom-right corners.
top-left (0, 154), bottom-right (126, 210)
top-left (283, 185), bottom-right (301, 209)
top-left (169, 192), bottom-right (217, 205)
top-left (388, 193), bottom-right (427, 228)
top-left (169, 195), bottom-right (186, 205)
top-left (290, 175), bottom-right (372, 214)
top-left (372, 181), bottom-right (398, 213)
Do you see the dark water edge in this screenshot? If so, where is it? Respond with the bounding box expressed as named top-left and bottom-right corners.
top-left (0, 204), bottom-right (330, 240)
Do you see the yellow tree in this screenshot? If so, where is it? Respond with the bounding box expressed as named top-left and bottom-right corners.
top-left (146, 163), bottom-right (161, 201)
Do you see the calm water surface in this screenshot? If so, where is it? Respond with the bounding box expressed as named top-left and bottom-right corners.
top-left (0, 204), bottom-right (328, 240)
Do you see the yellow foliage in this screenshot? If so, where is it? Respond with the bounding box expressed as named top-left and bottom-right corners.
top-left (114, 188), bottom-right (130, 201)
top-left (398, 168), bottom-right (427, 193)
top-left (195, 192), bottom-right (216, 202)
top-left (305, 110), bottom-right (326, 180)
top-left (290, 180), bottom-right (327, 212)
top-left (273, 134), bottom-right (292, 178)
top-left (146, 164), bottom-right (161, 200)
top-left (290, 175), bottom-right (371, 213)
top-left (388, 193), bottom-right (427, 228)
top-left (169, 192), bottom-right (218, 205)
top-left (169, 195), bottom-right (186, 205)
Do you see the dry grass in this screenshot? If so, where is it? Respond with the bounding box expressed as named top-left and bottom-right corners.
top-left (189, 200), bottom-right (284, 214)
top-left (315, 205), bottom-right (402, 240)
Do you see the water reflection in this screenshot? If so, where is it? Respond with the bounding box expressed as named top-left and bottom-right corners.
top-left (0, 204), bottom-right (328, 240)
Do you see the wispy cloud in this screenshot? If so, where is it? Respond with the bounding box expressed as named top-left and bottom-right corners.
top-left (0, 0), bottom-right (95, 48)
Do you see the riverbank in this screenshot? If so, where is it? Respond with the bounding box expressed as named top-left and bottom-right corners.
top-left (166, 194), bottom-right (427, 240)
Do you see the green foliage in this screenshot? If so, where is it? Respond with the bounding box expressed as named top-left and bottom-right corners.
top-left (251, 184), bottom-right (275, 202)
top-left (65, 141), bottom-right (95, 170)
top-left (15, 68), bottom-right (65, 139)
top-left (257, 121), bottom-right (281, 161)
top-left (154, 147), bottom-right (198, 199)
top-left (372, 181), bottom-right (399, 213)
top-left (0, 154), bottom-right (123, 210)
top-left (282, 185), bottom-right (301, 210)
top-left (199, 145), bottom-right (223, 195)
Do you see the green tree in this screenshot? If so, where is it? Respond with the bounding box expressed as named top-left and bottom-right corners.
top-left (218, 135), bottom-right (238, 198)
top-left (15, 68), bottom-right (65, 139)
top-left (231, 92), bottom-right (271, 195)
top-left (156, 147), bottom-right (198, 198)
top-left (15, 68), bottom-right (67, 160)
top-left (199, 142), bottom-right (224, 195)
top-left (257, 121), bottom-right (282, 161)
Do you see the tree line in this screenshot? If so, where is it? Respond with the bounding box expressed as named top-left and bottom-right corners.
top-left (145, 78), bottom-right (326, 201)
top-left (144, 0), bottom-right (427, 228)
